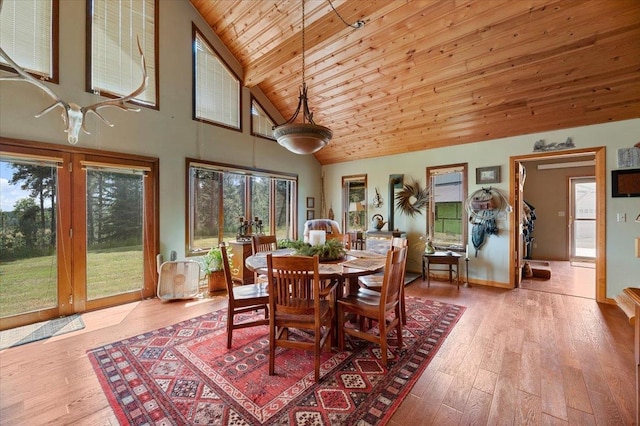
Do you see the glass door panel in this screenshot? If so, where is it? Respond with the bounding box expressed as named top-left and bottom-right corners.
top-left (0, 158), bottom-right (59, 317)
top-left (570, 178), bottom-right (596, 259)
top-left (86, 167), bottom-right (144, 300)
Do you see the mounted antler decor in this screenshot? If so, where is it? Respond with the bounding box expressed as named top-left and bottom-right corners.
top-left (0, 38), bottom-right (148, 145)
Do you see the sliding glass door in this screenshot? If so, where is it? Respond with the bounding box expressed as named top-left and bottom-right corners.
top-left (1, 141), bottom-right (158, 329)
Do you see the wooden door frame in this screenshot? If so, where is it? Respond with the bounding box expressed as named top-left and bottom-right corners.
top-left (509, 146), bottom-right (607, 303)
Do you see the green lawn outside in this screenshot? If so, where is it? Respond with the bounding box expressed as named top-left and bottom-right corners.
top-left (0, 248), bottom-right (145, 318)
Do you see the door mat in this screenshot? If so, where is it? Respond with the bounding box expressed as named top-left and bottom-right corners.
top-left (0, 314), bottom-right (85, 350)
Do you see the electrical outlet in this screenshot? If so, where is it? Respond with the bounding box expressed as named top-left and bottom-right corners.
top-left (617, 213), bottom-right (626, 222)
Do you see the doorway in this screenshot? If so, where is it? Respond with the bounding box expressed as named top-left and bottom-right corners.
top-left (510, 147), bottom-right (605, 303)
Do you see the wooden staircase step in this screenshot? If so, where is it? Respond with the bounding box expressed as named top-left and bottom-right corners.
top-left (615, 291), bottom-right (636, 326)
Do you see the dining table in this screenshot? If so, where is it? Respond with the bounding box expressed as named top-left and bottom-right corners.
top-left (244, 248), bottom-right (387, 300)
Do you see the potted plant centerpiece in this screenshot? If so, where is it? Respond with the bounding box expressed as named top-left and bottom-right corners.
top-left (280, 238), bottom-right (346, 261)
top-left (202, 245), bottom-right (233, 294)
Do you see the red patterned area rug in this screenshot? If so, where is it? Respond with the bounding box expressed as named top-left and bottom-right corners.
top-left (88, 296), bottom-right (464, 425)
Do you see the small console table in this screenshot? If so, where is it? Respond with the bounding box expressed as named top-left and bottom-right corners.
top-left (365, 230), bottom-right (407, 254)
top-left (422, 252), bottom-right (461, 289)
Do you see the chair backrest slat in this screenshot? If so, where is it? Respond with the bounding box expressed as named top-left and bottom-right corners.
top-left (252, 234), bottom-right (278, 254)
top-left (379, 246), bottom-right (408, 310)
top-left (267, 254), bottom-right (320, 316)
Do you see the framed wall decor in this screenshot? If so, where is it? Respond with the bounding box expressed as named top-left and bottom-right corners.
top-left (611, 168), bottom-right (640, 197)
top-left (306, 210), bottom-right (315, 220)
top-left (306, 197), bottom-right (315, 208)
top-left (476, 166), bottom-right (501, 184)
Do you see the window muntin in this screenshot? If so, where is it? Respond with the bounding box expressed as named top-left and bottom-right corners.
top-left (0, 0), bottom-right (58, 82)
top-left (193, 26), bottom-right (241, 130)
top-left (88, 0), bottom-right (158, 107)
top-left (251, 98), bottom-right (276, 140)
top-left (426, 163), bottom-right (467, 250)
top-left (187, 160), bottom-right (296, 254)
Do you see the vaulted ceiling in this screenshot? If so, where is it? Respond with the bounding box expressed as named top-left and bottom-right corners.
top-left (190, 0), bottom-right (640, 165)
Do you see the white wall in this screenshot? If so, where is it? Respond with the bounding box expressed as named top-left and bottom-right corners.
top-left (323, 119), bottom-right (640, 299)
top-left (0, 0), bottom-right (322, 259)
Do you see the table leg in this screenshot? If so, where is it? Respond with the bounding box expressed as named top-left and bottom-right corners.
top-left (465, 257), bottom-right (471, 287)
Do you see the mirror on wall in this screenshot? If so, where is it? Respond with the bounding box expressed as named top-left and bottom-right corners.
top-left (342, 175), bottom-right (367, 233)
top-left (426, 163), bottom-right (468, 250)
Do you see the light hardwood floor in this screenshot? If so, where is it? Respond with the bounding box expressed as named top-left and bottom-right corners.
top-left (520, 260), bottom-right (596, 300)
top-left (0, 275), bottom-right (634, 425)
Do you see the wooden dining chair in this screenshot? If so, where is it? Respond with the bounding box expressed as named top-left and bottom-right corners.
top-left (251, 234), bottom-right (278, 254)
top-left (266, 254), bottom-right (337, 381)
top-left (358, 238), bottom-right (409, 324)
top-left (220, 242), bottom-right (269, 349)
top-left (326, 232), bottom-right (351, 249)
top-left (251, 234), bottom-right (278, 283)
top-left (337, 246), bottom-right (407, 367)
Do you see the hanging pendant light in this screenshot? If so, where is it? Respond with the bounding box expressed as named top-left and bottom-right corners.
top-left (274, 0), bottom-right (364, 155)
top-left (273, 0), bottom-right (332, 155)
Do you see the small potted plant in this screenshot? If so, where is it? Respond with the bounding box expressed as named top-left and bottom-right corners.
top-left (202, 245), bottom-right (232, 294)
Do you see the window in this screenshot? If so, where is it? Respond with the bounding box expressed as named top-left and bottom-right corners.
top-left (0, 0), bottom-right (58, 82)
top-left (342, 175), bottom-right (367, 233)
top-left (187, 159), bottom-right (296, 254)
top-left (88, 0), bottom-right (158, 107)
top-left (426, 163), bottom-right (467, 250)
top-left (193, 25), bottom-right (241, 130)
top-left (251, 98), bottom-right (276, 140)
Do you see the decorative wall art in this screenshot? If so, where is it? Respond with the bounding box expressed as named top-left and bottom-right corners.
top-left (475, 166), bottom-right (501, 184)
top-left (617, 147), bottom-right (640, 168)
top-left (372, 187), bottom-right (383, 208)
top-left (306, 197), bottom-right (315, 209)
top-left (533, 137), bottom-right (575, 152)
top-left (307, 210), bottom-right (315, 220)
top-left (394, 178), bottom-right (429, 217)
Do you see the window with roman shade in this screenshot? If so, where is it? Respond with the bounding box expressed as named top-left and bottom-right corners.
top-left (251, 98), bottom-right (276, 140)
top-left (88, 0), bottom-right (158, 107)
top-left (193, 25), bottom-right (241, 130)
top-left (0, 0), bottom-right (58, 82)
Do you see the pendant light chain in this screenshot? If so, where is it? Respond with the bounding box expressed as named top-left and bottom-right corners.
top-left (301, 0), bottom-right (306, 86)
top-left (273, 0), bottom-right (363, 154)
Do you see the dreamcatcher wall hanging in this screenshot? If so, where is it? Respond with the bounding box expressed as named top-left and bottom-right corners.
top-left (394, 178), bottom-right (429, 217)
top-left (464, 187), bottom-right (512, 257)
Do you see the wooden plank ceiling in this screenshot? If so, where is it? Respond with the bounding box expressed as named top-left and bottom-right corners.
top-left (190, 0), bottom-right (640, 165)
